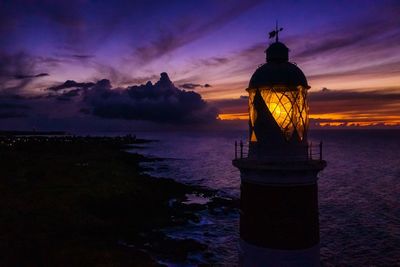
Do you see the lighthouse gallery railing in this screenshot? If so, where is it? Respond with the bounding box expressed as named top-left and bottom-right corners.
top-left (234, 140), bottom-right (323, 160)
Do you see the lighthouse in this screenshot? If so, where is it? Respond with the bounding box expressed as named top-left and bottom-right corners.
top-left (233, 27), bottom-right (326, 266)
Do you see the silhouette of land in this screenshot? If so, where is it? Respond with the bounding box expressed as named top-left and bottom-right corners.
top-left (0, 130), bottom-right (67, 136)
top-left (0, 135), bottom-right (235, 266)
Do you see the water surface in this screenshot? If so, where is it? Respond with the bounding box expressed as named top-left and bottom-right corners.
top-left (132, 129), bottom-right (400, 266)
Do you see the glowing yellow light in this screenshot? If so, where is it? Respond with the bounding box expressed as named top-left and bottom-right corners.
top-left (249, 91), bottom-right (257, 126)
top-left (217, 113), bottom-right (248, 120)
top-left (251, 131), bottom-right (257, 142)
top-left (253, 87), bottom-right (308, 140)
top-left (218, 111), bottom-right (400, 127)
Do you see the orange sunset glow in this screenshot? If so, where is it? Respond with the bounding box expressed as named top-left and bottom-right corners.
top-left (218, 111), bottom-right (400, 128)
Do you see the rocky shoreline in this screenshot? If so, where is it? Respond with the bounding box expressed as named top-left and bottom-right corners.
top-left (0, 135), bottom-right (238, 266)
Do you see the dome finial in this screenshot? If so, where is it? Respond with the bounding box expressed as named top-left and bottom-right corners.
top-left (268, 21), bottom-right (283, 43)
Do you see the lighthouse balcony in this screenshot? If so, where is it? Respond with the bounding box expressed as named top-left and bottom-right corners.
top-left (232, 157), bottom-right (326, 172)
top-left (232, 156), bottom-right (326, 186)
top-left (234, 140), bottom-right (324, 161)
top-left (233, 141), bottom-right (326, 174)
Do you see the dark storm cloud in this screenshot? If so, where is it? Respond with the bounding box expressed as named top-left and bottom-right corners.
top-left (14, 73), bottom-right (49, 80)
top-left (179, 83), bottom-right (202, 89)
top-left (56, 89), bottom-right (81, 101)
top-left (47, 80), bottom-right (95, 91)
top-left (1, 71), bottom-right (218, 124)
top-left (71, 54), bottom-right (94, 59)
top-left (84, 73), bottom-right (218, 124)
top-left (62, 89), bottom-right (81, 98)
top-left (179, 83), bottom-right (212, 89)
top-left (54, 54), bottom-right (95, 61)
top-left (134, 0), bottom-right (262, 63)
top-left (309, 88), bottom-right (400, 114)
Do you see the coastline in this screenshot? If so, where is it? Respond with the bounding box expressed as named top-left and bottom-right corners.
top-left (0, 135), bottom-right (237, 266)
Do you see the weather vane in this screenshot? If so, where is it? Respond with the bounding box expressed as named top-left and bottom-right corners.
top-left (269, 21), bottom-right (283, 42)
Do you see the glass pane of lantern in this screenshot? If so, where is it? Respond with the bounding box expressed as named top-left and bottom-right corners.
top-left (261, 89), bottom-right (293, 139)
top-left (250, 130), bottom-right (257, 142)
top-left (249, 90), bottom-right (257, 127)
top-left (259, 87), bottom-right (308, 141)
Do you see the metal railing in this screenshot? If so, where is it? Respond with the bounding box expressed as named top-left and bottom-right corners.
top-left (308, 141), bottom-right (323, 161)
top-left (234, 140), bottom-right (249, 159)
top-left (234, 140), bottom-right (324, 161)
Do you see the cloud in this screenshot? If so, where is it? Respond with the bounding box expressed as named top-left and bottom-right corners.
top-left (0, 52), bottom-right (58, 95)
top-left (309, 88), bottom-right (400, 110)
top-left (0, 52), bottom-right (43, 92)
top-left (14, 73), bottom-right (49, 80)
top-left (179, 83), bottom-right (202, 89)
top-left (52, 54), bottom-right (95, 62)
top-left (71, 54), bottom-right (94, 60)
top-left (179, 83), bottom-right (212, 89)
top-left (1, 72), bottom-right (218, 126)
top-left (209, 96), bottom-right (247, 114)
top-left (84, 73), bottom-right (218, 124)
top-left (188, 1), bottom-right (400, 98)
top-left (293, 19), bottom-right (399, 61)
top-left (308, 61), bottom-right (400, 81)
top-left (287, 3), bottom-right (400, 75)
top-left (198, 57), bottom-right (231, 67)
top-left (310, 88), bottom-right (400, 101)
top-left (56, 89), bottom-right (81, 101)
top-left (133, 0), bottom-right (262, 63)
top-left (47, 80), bottom-right (95, 91)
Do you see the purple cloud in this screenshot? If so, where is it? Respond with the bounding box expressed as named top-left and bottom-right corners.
top-left (84, 73), bottom-right (218, 124)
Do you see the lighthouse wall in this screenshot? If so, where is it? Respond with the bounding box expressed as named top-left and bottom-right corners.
top-left (238, 169), bottom-right (321, 267)
top-left (240, 181), bottom-right (319, 249)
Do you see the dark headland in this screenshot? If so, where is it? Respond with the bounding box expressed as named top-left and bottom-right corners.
top-left (0, 134), bottom-right (237, 266)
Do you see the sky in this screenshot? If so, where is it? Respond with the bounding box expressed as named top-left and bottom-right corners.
top-left (1, 0), bottom-right (400, 131)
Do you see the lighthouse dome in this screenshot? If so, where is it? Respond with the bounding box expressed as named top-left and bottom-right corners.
top-left (248, 42), bottom-right (309, 89)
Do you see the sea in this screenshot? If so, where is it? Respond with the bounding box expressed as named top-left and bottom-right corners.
top-left (129, 129), bottom-right (400, 266)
